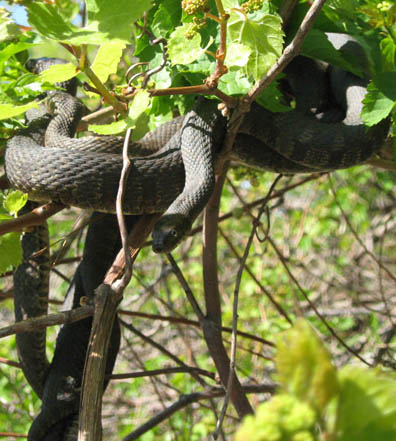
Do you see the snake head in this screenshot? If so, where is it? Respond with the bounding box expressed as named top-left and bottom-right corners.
top-left (152, 214), bottom-right (192, 254)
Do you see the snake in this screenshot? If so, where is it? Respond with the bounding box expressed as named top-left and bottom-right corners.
top-left (5, 35), bottom-right (390, 254)
top-left (7, 33), bottom-right (390, 439)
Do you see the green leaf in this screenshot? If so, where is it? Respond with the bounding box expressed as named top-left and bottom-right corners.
top-left (0, 232), bottom-right (22, 274)
top-left (380, 36), bottom-right (396, 67)
top-left (89, 119), bottom-right (128, 135)
top-left (152, 0), bottom-right (182, 38)
top-left (222, 0), bottom-right (239, 11)
top-left (91, 42), bottom-right (126, 84)
top-left (39, 62), bottom-right (77, 84)
top-left (83, 0), bottom-right (152, 43)
top-left (334, 366), bottom-right (396, 441)
top-left (3, 191), bottom-right (28, 215)
top-left (0, 42), bottom-right (35, 66)
top-left (28, 0), bottom-right (153, 45)
top-left (361, 73), bottom-right (396, 126)
top-left (218, 70), bottom-right (252, 95)
top-left (276, 319), bottom-right (339, 413)
top-left (227, 11), bottom-right (284, 81)
top-left (0, 101), bottom-right (39, 120)
top-left (168, 24), bottom-right (213, 65)
top-left (0, 7), bottom-right (21, 42)
top-left (128, 89), bottom-right (151, 123)
top-left (27, 3), bottom-right (85, 42)
top-left (89, 90), bottom-right (150, 135)
top-left (225, 42), bottom-right (251, 68)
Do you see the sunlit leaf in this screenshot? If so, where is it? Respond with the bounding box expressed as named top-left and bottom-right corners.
top-left (91, 42), bottom-right (125, 84)
top-left (227, 10), bottom-right (284, 80)
top-left (3, 191), bottom-right (28, 215)
top-left (39, 62), bottom-right (77, 84)
top-left (0, 101), bottom-right (39, 120)
top-left (276, 319), bottom-right (339, 413)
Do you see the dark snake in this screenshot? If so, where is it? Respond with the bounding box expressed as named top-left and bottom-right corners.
top-left (7, 33), bottom-right (390, 439)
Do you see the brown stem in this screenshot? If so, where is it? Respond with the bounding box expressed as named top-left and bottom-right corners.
top-left (202, 163), bottom-right (253, 418)
top-left (0, 202), bottom-right (65, 236)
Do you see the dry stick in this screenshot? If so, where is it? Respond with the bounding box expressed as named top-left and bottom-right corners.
top-left (267, 235), bottom-right (372, 367)
top-left (0, 357), bottom-right (21, 368)
top-left (202, 163), bottom-right (253, 418)
top-left (0, 432), bottom-right (27, 439)
top-left (0, 202), bottom-right (65, 236)
top-left (214, 175), bottom-right (283, 438)
top-left (121, 383), bottom-right (276, 441)
top-left (0, 305), bottom-right (93, 339)
top-left (78, 284), bottom-right (121, 441)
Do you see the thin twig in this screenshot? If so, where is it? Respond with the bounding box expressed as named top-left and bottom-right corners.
top-left (0, 306), bottom-right (93, 339)
top-left (113, 128), bottom-right (133, 294)
top-left (0, 202), bottom-right (65, 236)
top-left (166, 253), bottom-right (205, 321)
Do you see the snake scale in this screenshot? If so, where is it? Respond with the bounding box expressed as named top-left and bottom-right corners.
top-left (7, 33), bottom-right (391, 439)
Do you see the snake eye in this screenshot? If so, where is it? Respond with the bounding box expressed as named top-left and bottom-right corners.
top-left (169, 229), bottom-right (178, 238)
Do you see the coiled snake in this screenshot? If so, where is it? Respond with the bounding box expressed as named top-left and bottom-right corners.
top-left (6, 33), bottom-right (390, 439)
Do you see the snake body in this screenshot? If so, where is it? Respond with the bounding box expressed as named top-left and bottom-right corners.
top-left (28, 213), bottom-right (139, 441)
top-left (13, 113), bottom-right (52, 399)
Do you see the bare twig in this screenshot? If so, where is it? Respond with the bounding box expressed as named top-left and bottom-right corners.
top-left (0, 202), bottom-right (65, 236)
top-left (113, 128), bottom-right (134, 294)
top-left (166, 253), bottom-right (205, 321)
top-left (0, 306), bottom-right (93, 339)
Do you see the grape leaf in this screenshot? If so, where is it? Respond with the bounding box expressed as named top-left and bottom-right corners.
top-left (39, 62), bottom-right (77, 84)
top-left (28, 0), bottom-right (152, 45)
top-left (362, 73), bottom-right (396, 126)
top-left (89, 90), bottom-right (151, 135)
top-left (88, 119), bottom-right (127, 135)
top-left (91, 42), bottom-right (126, 84)
top-left (227, 11), bottom-right (284, 81)
top-left (225, 42), bottom-right (251, 69)
top-left (0, 7), bottom-right (21, 42)
top-left (168, 24), bottom-right (213, 65)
